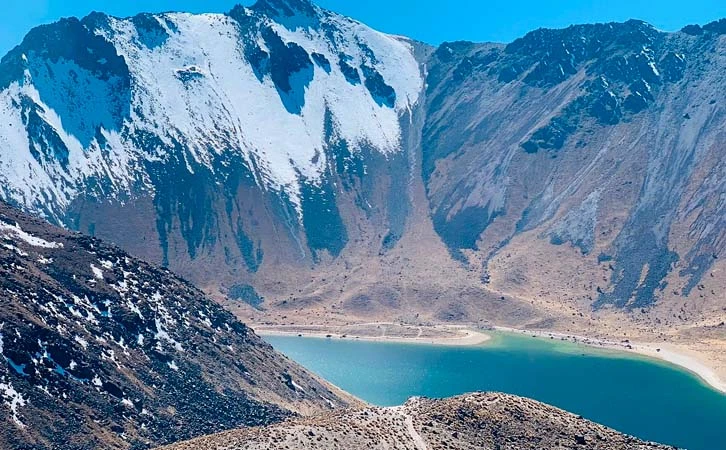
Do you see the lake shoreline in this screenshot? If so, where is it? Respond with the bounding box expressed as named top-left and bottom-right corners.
top-left (254, 323), bottom-right (726, 395)
top-left (493, 326), bottom-right (726, 395)
top-left (255, 323), bottom-right (491, 346)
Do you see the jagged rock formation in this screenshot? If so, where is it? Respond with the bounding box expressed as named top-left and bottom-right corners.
top-left (0, 201), bottom-right (354, 450)
top-left (0, 2), bottom-right (723, 351)
top-left (159, 392), bottom-right (675, 450)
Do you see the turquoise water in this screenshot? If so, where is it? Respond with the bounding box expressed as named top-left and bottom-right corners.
top-left (265, 333), bottom-right (726, 450)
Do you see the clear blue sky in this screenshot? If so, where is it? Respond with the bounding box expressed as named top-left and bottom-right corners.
top-left (2, 0), bottom-right (724, 57)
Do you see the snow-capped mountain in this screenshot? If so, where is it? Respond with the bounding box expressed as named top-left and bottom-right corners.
top-left (0, 1), bottom-right (723, 339)
top-left (0, 0), bottom-right (423, 263)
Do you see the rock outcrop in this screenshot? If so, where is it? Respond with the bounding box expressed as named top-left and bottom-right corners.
top-left (160, 392), bottom-right (675, 450)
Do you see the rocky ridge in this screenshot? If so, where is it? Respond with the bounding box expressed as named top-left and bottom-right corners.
top-left (159, 392), bottom-right (675, 450)
top-left (0, 200), bottom-right (353, 449)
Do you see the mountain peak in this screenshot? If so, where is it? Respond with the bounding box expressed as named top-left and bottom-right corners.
top-left (681, 18), bottom-right (726, 35)
top-left (508, 19), bottom-right (659, 51)
top-left (249, 0), bottom-right (318, 18)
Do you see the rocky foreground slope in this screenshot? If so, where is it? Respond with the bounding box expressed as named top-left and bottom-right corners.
top-left (160, 392), bottom-right (674, 450)
top-left (0, 201), bottom-right (353, 449)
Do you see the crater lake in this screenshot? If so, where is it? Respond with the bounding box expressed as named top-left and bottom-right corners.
top-left (265, 332), bottom-right (726, 450)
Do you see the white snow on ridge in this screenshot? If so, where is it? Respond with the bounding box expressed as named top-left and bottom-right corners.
top-left (100, 10), bottom-right (422, 209)
top-left (0, 221), bottom-right (64, 249)
top-left (0, 79), bottom-right (139, 221)
top-left (0, 6), bottom-right (423, 217)
top-left (0, 85), bottom-right (71, 221)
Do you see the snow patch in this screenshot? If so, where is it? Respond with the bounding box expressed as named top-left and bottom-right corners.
top-left (0, 381), bottom-right (27, 429)
top-left (154, 318), bottom-right (183, 352)
top-left (0, 221), bottom-right (63, 249)
top-left (0, 328), bottom-right (27, 428)
top-left (74, 336), bottom-right (89, 350)
top-left (90, 264), bottom-right (104, 280)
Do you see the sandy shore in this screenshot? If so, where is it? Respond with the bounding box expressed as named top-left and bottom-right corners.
top-left (494, 326), bottom-right (726, 395)
top-left (254, 323), bottom-right (491, 346)
top-left (630, 343), bottom-right (726, 394)
top-left (254, 322), bottom-right (725, 395)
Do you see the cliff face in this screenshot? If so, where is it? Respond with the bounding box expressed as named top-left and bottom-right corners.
top-left (159, 392), bottom-right (673, 450)
top-left (423, 20), bottom-right (725, 314)
top-left (0, 2), bottom-right (723, 332)
top-left (0, 201), bottom-right (353, 450)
